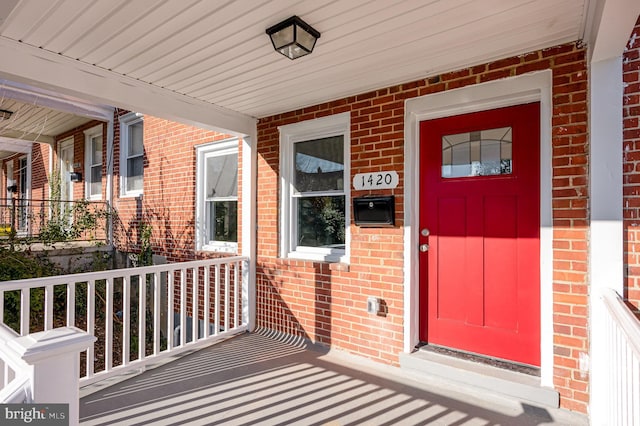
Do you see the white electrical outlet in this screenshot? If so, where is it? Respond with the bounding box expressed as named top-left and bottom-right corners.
top-left (367, 296), bottom-right (380, 314)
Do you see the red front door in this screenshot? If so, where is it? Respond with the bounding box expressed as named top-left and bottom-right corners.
top-left (419, 103), bottom-right (540, 366)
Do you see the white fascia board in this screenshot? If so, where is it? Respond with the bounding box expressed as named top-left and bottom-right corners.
top-left (0, 38), bottom-right (256, 137)
top-left (0, 136), bottom-right (33, 153)
top-left (0, 79), bottom-right (113, 121)
top-left (585, 0), bottom-right (640, 62)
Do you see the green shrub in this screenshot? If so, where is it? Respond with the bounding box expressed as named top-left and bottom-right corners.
top-left (0, 248), bottom-right (61, 282)
top-left (0, 248), bottom-right (63, 333)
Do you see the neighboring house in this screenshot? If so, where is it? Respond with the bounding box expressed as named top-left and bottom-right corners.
top-left (0, 3), bottom-right (638, 422)
top-left (1, 108), bottom-right (241, 260)
top-left (110, 109), bottom-right (242, 262)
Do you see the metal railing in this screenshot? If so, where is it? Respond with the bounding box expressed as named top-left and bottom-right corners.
top-left (0, 256), bottom-right (249, 388)
top-left (601, 288), bottom-right (640, 424)
top-left (0, 197), bottom-right (109, 243)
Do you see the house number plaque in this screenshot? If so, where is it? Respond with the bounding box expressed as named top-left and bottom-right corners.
top-left (353, 171), bottom-right (399, 190)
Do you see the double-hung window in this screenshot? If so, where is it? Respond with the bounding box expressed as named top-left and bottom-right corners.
top-left (196, 140), bottom-right (238, 252)
top-left (84, 124), bottom-right (103, 199)
top-left (279, 112), bottom-right (350, 262)
top-left (119, 112), bottom-right (144, 196)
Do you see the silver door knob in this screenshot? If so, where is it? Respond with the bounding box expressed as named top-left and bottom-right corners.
top-left (421, 228), bottom-right (430, 237)
top-left (419, 244), bottom-right (429, 252)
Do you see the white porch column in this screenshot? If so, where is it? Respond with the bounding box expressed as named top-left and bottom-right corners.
top-left (7, 327), bottom-right (96, 425)
top-left (241, 132), bottom-right (257, 331)
top-left (589, 54), bottom-right (624, 426)
top-left (586, 0), bottom-right (640, 423)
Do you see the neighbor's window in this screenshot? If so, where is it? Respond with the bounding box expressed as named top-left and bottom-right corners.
top-left (279, 112), bottom-right (350, 262)
top-left (84, 124), bottom-right (103, 199)
top-left (196, 140), bottom-right (238, 252)
top-left (119, 112), bottom-right (144, 196)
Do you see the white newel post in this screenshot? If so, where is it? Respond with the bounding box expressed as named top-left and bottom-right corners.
top-left (7, 327), bottom-right (96, 425)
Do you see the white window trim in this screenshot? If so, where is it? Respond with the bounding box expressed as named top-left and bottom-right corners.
top-left (5, 161), bottom-right (14, 199)
top-left (17, 153), bottom-right (31, 200)
top-left (84, 124), bottom-right (103, 200)
top-left (195, 139), bottom-right (239, 253)
top-left (279, 112), bottom-right (351, 263)
top-left (119, 112), bottom-right (144, 197)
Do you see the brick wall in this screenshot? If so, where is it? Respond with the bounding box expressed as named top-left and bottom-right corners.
top-left (256, 41), bottom-right (589, 412)
top-left (111, 110), bottom-right (241, 263)
top-left (30, 143), bottom-right (50, 200)
top-left (54, 120), bottom-right (108, 201)
top-left (624, 17), bottom-right (640, 313)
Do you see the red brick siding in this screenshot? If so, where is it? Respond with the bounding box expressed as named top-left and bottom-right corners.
top-left (256, 42), bottom-right (589, 412)
top-left (53, 120), bottom-right (108, 201)
top-left (624, 17), bottom-right (640, 314)
top-left (30, 143), bottom-right (50, 200)
top-left (111, 110), bottom-right (241, 263)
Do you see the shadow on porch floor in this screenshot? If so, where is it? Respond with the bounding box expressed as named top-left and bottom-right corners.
top-left (79, 330), bottom-right (587, 426)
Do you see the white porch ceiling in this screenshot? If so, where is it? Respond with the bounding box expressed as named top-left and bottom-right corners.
top-left (0, 0), bottom-right (591, 128)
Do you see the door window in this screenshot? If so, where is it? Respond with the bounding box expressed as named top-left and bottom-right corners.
top-left (441, 127), bottom-right (512, 178)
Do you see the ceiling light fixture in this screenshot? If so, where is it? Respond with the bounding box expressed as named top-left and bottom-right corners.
top-left (0, 109), bottom-right (13, 119)
top-left (266, 15), bottom-right (321, 60)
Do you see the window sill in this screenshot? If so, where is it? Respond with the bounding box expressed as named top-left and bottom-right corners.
top-left (286, 251), bottom-right (348, 264)
top-left (200, 243), bottom-right (238, 254)
top-left (119, 192), bottom-right (143, 199)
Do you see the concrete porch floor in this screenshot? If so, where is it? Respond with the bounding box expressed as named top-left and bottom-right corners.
top-left (79, 331), bottom-right (588, 426)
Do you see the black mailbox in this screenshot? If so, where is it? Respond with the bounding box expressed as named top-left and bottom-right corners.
top-left (70, 172), bottom-right (82, 182)
top-left (353, 196), bottom-right (395, 227)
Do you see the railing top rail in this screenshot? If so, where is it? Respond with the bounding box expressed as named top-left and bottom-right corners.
top-left (0, 256), bottom-right (249, 291)
top-left (601, 288), bottom-right (640, 357)
top-left (0, 198), bottom-right (109, 205)
top-left (0, 323), bottom-right (19, 341)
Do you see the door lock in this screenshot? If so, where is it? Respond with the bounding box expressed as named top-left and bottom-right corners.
top-left (419, 244), bottom-right (429, 252)
top-left (421, 228), bottom-right (430, 237)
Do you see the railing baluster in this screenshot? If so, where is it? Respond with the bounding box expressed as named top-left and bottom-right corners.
top-left (67, 282), bottom-right (75, 327)
top-left (153, 272), bottom-right (160, 355)
top-left (204, 266), bottom-right (210, 339)
top-left (20, 288), bottom-right (29, 336)
top-left (123, 275), bottom-right (130, 366)
top-left (215, 264), bottom-right (220, 336)
top-left (168, 271), bottom-right (174, 350)
top-left (242, 259), bottom-right (249, 326)
top-left (629, 357), bottom-right (640, 419)
top-left (224, 264), bottom-right (230, 332)
top-left (45, 285), bottom-right (54, 331)
top-left (234, 261), bottom-right (239, 328)
top-left (180, 269), bottom-right (186, 346)
top-left (87, 280), bottom-right (95, 378)
top-left (0, 290), bottom-right (4, 325)
top-left (105, 278), bottom-right (113, 371)
top-left (139, 273), bottom-right (146, 361)
top-left (192, 267), bottom-right (199, 342)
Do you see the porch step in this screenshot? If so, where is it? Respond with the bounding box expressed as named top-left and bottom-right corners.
top-left (399, 349), bottom-right (559, 408)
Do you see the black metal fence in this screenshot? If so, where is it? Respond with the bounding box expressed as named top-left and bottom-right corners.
top-left (0, 198), bottom-right (109, 243)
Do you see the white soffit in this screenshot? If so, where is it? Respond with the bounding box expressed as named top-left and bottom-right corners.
top-left (0, 0), bottom-right (590, 123)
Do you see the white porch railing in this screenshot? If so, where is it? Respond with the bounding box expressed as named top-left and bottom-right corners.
top-left (0, 323), bottom-right (30, 403)
top-left (0, 256), bottom-right (249, 388)
top-left (601, 288), bottom-right (640, 425)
